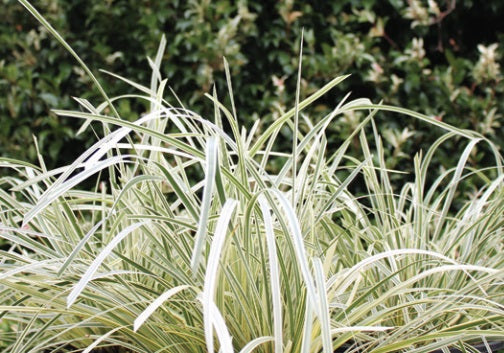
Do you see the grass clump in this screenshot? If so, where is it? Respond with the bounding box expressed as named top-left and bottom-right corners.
top-left (1, 2), bottom-right (504, 353)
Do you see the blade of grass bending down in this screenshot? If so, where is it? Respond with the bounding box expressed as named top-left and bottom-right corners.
top-left (109, 174), bottom-right (164, 215)
top-left (114, 143), bottom-right (194, 158)
top-left (24, 120), bottom-right (138, 202)
top-left (0, 259), bottom-right (60, 281)
top-left (258, 195), bottom-right (283, 353)
top-left (390, 264), bottom-right (499, 292)
top-left (99, 69), bottom-right (154, 96)
top-left (74, 97), bottom-right (100, 135)
top-left (0, 226), bottom-right (60, 258)
top-left (82, 327), bottom-right (123, 353)
top-left (462, 173), bottom-right (504, 222)
top-left (329, 249), bottom-right (465, 295)
top-left (346, 104), bottom-right (476, 139)
top-left (82, 111), bottom-right (165, 169)
top-left (57, 218), bottom-right (107, 277)
top-left (53, 109), bottom-right (204, 159)
top-left (10, 164), bottom-right (76, 192)
top-left (203, 199), bottom-right (238, 353)
top-left (55, 108), bottom-right (252, 202)
top-left (292, 29), bottom-right (304, 207)
top-left (0, 157), bottom-right (40, 170)
top-left (133, 285), bottom-right (190, 332)
top-left (238, 336), bottom-right (274, 353)
top-left (21, 109), bottom-right (165, 212)
top-left (67, 222), bottom-right (147, 308)
top-left (22, 156), bottom-right (126, 227)
top-left (191, 137), bottom-right (218, 274)
top-left (313, 258), bottom-right (332, 353)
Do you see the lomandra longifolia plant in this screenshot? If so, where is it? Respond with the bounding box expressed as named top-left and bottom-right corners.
top-left (1, 1), bottom-right (503, 352)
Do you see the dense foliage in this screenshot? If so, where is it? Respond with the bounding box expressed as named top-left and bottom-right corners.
top-left (1, 0), bottom-right (503, 170)
top-left (1, 1), bottom-right (504, 352)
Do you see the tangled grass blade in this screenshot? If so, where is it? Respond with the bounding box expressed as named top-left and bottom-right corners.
top-left (67, 222), bottom-right (147, 308)
top-left (22, 156), bottom-right (126, 226)
top-left (133, 285), bottom-right (190, 332)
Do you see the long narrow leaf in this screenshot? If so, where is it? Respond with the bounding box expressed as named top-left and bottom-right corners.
top-left (191, 137), bottom-right (218, 274)
top-left (313, 258), bottom-right (332, 353)
top-left (23, 156), bottom-right (126, 226)
top-left (203, 199), bottom-right (237, 353)
top-left (133, 285), bottom-right (190, 332)
top-left (239, 336), bottom-right (274, 353)
top-left (67, 222), bottom-right (147, 308)
top-left (258, 195), bottom-right (283, 353)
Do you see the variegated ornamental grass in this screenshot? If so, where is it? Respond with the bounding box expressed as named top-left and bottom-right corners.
top-left (1, 1), bottom-right (504, 352)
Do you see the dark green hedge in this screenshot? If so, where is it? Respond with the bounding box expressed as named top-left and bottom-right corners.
top-left (1, 0), bottom-right (503, 170)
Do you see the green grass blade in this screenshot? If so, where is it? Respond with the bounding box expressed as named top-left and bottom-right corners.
top-left (238, 336), bottom-right (274, 353)
top-left (66, 222), bottom-right (147, 308)
top-left (314, 258), bottom-right (332, 353)
top-left (292, 30), bottom-right (304, 207)
top-left (203, 199), bottom-right (237, 353)
top-left (265, 189), bottom-right (318, 314)
top-left (433, 138), bottom-right (481, 240)
top-left (133, 285), bottom-right (190, 332)
top-left (300, 296), bottom-right (314, 353)
top-left (82, 327), bottom-right (123, 353)
top-left (223, 74), bottom-right (350, 157)
top-left (22, 156), bottom-right (126, 226)
top-left (191, 137), bottom-right (218, 274)
top-left (258, 195), bottom-right (283, 353)
top-left (57, 218), bottom-right (106, 277)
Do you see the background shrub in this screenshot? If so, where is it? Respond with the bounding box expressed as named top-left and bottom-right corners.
top-left (1, 0), bottom-right (503, 170)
